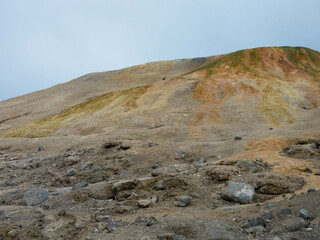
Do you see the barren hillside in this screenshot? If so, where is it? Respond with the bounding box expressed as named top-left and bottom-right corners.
top-left (0, 47), bottom-right (320, 240)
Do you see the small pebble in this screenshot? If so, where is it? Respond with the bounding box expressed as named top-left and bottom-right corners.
top-left (308, 187), bottom-right (315, 193)
top-left (146, 216), bottom-right (157, 226)
top-left (8, 229), bottom-right (18, 238)
top-left (58, 209), bottom-right (67, 216)
top-left (298, 209), bottom-right (310, 219)
top-left (66, 168), bottom-right (77, 176)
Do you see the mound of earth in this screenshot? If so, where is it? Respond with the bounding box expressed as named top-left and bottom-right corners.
top-left (282, 140), bottom-right (320, 159)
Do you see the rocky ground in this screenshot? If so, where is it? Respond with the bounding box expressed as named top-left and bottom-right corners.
top-left (0, 136), bottom-right (320, 240)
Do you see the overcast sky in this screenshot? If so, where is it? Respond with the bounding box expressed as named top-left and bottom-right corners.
top-left (0, 0), bottom-right (319, 101)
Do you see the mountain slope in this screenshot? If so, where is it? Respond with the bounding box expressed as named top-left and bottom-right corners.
top-left (0, 56), bottom-right (213, 133)
top-left (1, 47), bottom-right (320, 140)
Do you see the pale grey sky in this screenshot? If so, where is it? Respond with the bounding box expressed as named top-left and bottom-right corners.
top-left (0, 0), bottom-right (319, 101)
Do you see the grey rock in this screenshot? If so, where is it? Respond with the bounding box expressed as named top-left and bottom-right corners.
top-left (155, 180), bottom-right (166, 190)
top-left (63, 156), bottom-right (80, 166)
top-left (221, 181), bottom-right (255, 204)
top-left (174, 201), bottom-right (187, 207)
top-left (58, 209), bottom-right (66, 216)
top-left (298, 208), bottom-right (310, 219)
top-left (199, 157), bottom-right (205, 163)
top-left (147, 142), bottom-right (157, 148)
top-left (283, 217), bottom-right (309, 232)
top-left (79, 161), bottom-right (94, 171)
top-left (138, 199), bottom-right (152, 208)
top-left (30, 162), bottom-right (40, 169)
top-left (72, 181), bottom-right (89, 190)
top-left (308, 187), bottom-right (315, 192)
top-left (96, 222), bottom-right (108, 231)
top-left (35, 146), bottom-right (43, 152)
top-left (191, 193), bottom-right (200, 198)
top-left (151, 172), bottom-right (162, 177)
top-left (95, 216), bottom-right (118, 230)
top-left (237, 159), bottom-right (260, 173)
top-left (270, 225), bottom-right (284, 234)
top-left (66, 168), bottom-right (77, 176)
top-left (8, 229), bottom-right (18, 238)
top-left (146, 216), bottom-right (157, 226)
top-left (174, 195), bottom-right (192, 207)
top-left (310, 217), bottom-right (320, 230)
top-left (193, 163), bottom-right (208, 169)
top-left (133, 216), bottom-right (147, 224)
top-left (22, 188), bottom-right (50, 206)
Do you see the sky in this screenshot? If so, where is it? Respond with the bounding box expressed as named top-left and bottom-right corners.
top-left (0, 0), bottom-right (320, 101)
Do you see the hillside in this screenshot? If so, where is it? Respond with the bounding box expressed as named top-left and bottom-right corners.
top-left (0, 56), bottom-right (213, 134)
top-left (1, 47), bottom-right (320, 140)
top-left (0, 47), bottom-right (320, 240)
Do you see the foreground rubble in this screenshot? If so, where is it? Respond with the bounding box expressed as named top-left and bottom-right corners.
top-left (0, 137), bottom-right (319, 239)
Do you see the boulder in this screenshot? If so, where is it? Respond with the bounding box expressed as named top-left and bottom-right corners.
top-left (221, 181), bottom-right (255, 204)
top-left (283, 217), bottom-right (309, 232)
top-left (237, 159), bottom-right (260, 173)
top-left (22, 188), bottom-right (50, 206)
